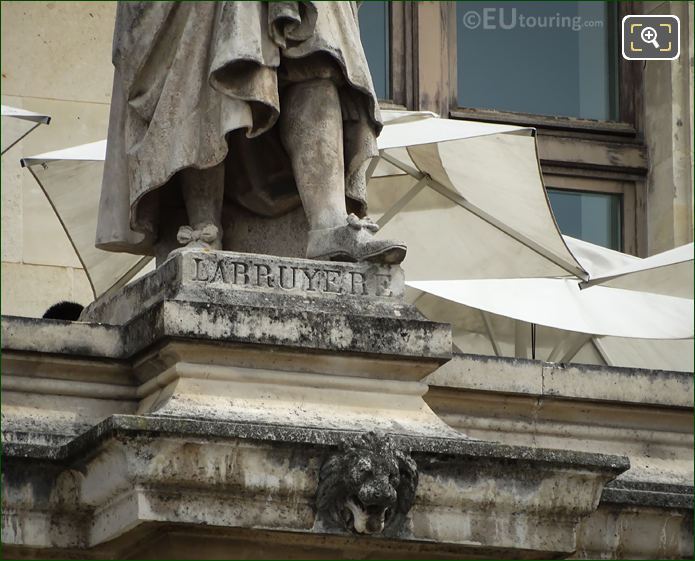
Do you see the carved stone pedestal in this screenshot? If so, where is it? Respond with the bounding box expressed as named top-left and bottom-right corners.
top-left (1, 250), bottom-right (630, 559)
top-left (81, 249), bottom-right (456, 437)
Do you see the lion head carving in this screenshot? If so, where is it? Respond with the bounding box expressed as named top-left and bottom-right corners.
top-left (315, 432), bottom-right (418, 535)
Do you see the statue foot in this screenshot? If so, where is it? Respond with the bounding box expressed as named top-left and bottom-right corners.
top-left (306, 214), bottom-right (406, 264)
top-left (176, 223), bottom-right (222, 250)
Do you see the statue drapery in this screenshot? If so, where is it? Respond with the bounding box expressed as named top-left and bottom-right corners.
top-left (96, 1), bottom-right (381, 255)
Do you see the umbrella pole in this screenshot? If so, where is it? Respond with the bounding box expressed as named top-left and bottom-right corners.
top-left (479, 310), bottom-right (502, 357)
top-left (514, 321), bottom-right (532, 358)
top-left (1, 122), bottom-right (40, 155)
top-left (548, 332), bottom-right (593, 363)
top-left (592, 337), bottom-right (616, 366)
top-left (365, 154), bottom-right (381, 180)
top-left (377, 177), bottom-right (428, 228)
top-left (559, 334), bottom-right (593, 363)
top-left (532, 324), bottom-right (536, 360)
top-left (98, 257), bottom-right (154, 301)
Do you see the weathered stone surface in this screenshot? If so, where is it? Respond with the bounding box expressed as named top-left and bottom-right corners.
top-left (425, 353), bottom-right (694, 490)
top-left (424, 352), bottom-right (694, 559)
top-left (1, 352), bottom-right (137, 447)
top-left (2, 415), bottom-right (628, 558)
top-left (75, 249), bottom-right (453, 363)
top-left (84, 249), bottom-right (410, 325)
top-left (3, 250), bottom-right (454, 441)
top-left (2, 314), bottom-right (121, 355)
top-left (4, 301), bottom-right (451, 365)
top-left (426, 353), bottom-right (695, 407)
top-left (5, 304), bottom-right (692, 558)
top-left (575, 503), bottom-right (693, 560)
top-left (131, 340), bottom-right (459, 437)
top-left (601, 480), bottom-right (694, 510)
top-left (316, 432), bottom-right (418, 536)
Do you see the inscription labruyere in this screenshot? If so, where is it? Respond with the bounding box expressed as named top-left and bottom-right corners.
top-left (187, 252), bottom-right (402, 299)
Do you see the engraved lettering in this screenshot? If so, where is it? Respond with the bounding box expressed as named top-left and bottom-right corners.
top-left (255, 263), bottom-right (274, 288)
top-left (193, 257), bottom-right (210, 281)
top-left (211, 260), bottom-right (228, 283)
top-left (194, 256), bottom-right (385, 298)
top-left (278, 265), bottom-right (296, 289)
top-left (350, 271), bottom-right (368, 295)
top-left (303, 268), bottom-right (322, 292)
top-left (375, 273), bottom-right (392, 296)
top-left (231, 261), bottom-right (250, 285)
top-left (325, 270), bottom-right (342, 294)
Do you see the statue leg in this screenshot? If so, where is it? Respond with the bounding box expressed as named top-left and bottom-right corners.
top-left (279, 79), bottom-right (406, 264)
top-left (279, 78), bottom-right (347, 231)
top-left (178, 163), bottom-right (224, 250)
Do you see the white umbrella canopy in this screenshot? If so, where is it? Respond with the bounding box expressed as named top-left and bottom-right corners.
top-left (20, 140), bottom-right (152, 299)
top-left (407, 235), bottom-right (693, 370)
top-left (1, 105), bottom-right (51, 154)
top-left (591, 336), bottom-right (693, 372)
top-left (369, 111), bottom-right (588, 282)
top-left (369, 114), bottom-right (693, 363)
top-left (411, 290), bottom-right (693, 371)
top-left (407, 276), bottom-right (692, 339)
top-left (581, 242), bottom-right (693, 299)
top-left (563, 235), bottom-right (641, 278)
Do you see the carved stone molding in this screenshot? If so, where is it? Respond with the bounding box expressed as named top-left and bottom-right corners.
top-left (2, 415), bottom-right (628, 558)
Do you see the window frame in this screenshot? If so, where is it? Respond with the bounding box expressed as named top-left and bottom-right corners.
top-left (389, 1), bottom-right (418, 109)
top-left (361, 1), bottom-right (417, 109)
top-left (412, 1), bottom-right (647, 256)
top-left (447, 1), bottom-right (641, 132)
top-left (543, 174), bottom-right (640, 255)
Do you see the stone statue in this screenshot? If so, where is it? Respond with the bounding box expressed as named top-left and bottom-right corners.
top-left (95, 1), bottom-right (406, 264)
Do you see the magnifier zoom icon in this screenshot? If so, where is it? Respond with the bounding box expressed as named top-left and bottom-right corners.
top-left (640, 26), bottom-right (660, 48)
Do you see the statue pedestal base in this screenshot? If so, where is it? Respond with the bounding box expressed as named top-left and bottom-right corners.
top-left (134, 340), bottom-right (462, 437)
top-left (83, 249), bottom-right (456, 437)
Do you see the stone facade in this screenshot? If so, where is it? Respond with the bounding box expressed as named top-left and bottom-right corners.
top-left (2, 252), bottom-right (692, 559)
top-left (0, 254), bottom-right (628, 558)
top-left (1, 2), bottom-right (693, 559)
top-left (642, 1), bottom-right (694, 253)
top-left (426, 355), bottom-right (694, 559)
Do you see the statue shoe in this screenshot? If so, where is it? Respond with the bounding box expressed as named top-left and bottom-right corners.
top-left (306, 214), bottom-right (406, 264)
top-left (176, 223), bottom-right (222, 250)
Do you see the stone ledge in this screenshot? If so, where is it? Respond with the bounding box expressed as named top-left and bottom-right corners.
top-left (1, 414), bottom-right (630, 474)
top-left (1, 315), bottom-right (124, 358)
top-left (427, 352), bottom-right (694, 408)
top-left (2, 300), bottom-right (451, 364)
top-left (602, 480), bottom-right (694, 510)
top-left (6, 323), bottom-right (688, 407)
top-left (2, 294), bottom-right (454, 443)
top-left (2, 414), bottom-right (628, 558)
top-left (0, 525), bottom-right (569, 561)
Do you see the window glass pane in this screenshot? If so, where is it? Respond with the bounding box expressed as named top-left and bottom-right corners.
top-left (547, 189), bottom-right (621, 250)
top-left (457, 2), bottom-right (617, 120)
top-left (359, 1), bottom-right (390, 100)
